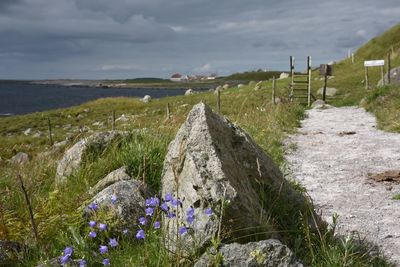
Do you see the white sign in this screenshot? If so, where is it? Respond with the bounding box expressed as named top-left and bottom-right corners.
top-left (364, 60), bottom-right (384, 67)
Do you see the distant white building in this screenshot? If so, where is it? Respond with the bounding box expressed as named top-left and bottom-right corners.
top-left (207, 73), bottom-right (218, 80)
top-left (170, 73), bottom-right (189, 82)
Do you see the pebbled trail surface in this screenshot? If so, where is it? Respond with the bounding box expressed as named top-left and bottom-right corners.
top-left (285, 106), bottom-right (400, 266)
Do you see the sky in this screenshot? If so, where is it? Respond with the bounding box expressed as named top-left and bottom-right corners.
top-left (0, 0), bottom-right (399, 80)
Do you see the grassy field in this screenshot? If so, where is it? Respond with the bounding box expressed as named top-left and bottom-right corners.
top-left (0, 24), bottom-right (399, 266)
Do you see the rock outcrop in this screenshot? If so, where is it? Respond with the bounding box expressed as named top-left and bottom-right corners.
top-left (55, 131), bottom-right (124, 184)
top-left (185, 89), bottom-right (194, 95)
top-left (194, 239), bottom-right (303, 267)
top-left (378, 66), bottom-right (400, 86)
top-left (161, 103), bottom-right (319, 253)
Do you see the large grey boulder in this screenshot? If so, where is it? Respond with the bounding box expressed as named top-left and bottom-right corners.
top-left (89, 167), bottom-right (131, 195)
top-left (194, 239), bottom-right (303, 267)
top-left (10, 152), bottom-right (29, 165)
top-left (161, 103), bottom-right (319, 253)
top-left (83, 180), bottom-right (148, 225)
top-left (55, 131), bottom-right (124, 184)
top-left (317, 87), bottom-right (337, 97)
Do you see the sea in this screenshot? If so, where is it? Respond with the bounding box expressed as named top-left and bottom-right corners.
top-left (0, 81), bottom-right (205, 116)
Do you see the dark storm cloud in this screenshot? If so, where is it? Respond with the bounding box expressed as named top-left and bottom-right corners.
top-left (0, 0), bottom-right (399, 79)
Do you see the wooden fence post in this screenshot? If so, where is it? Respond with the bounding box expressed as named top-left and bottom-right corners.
top-left (272, 76), bottom-right (276, 105)
top-left (323, 65), bottom-right (328, 101)
top-left (380, 65), bottom-right (385, 86)
top-left (166, 103), bottom-right (171, 120)
top-left (47, 117), bottom-right (53, 146)
top-left (387, 50), bottom-right (391, 84)
top-left (216, 89), bottom-right (221, 114)
top-left (365, 66), bottom-right (369, 90)
top-left (112, 111), bottom-right (115, 131)
top-left (17, 174), bottom-right (39, 244)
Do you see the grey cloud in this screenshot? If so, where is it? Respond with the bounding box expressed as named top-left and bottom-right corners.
top-left (0, 0), bottom-right (399, 79)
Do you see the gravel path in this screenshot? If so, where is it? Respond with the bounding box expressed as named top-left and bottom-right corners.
top-left (285, 106), bottom-right (400, 265)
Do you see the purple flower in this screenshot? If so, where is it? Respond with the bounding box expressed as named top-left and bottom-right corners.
top-left (79, 259), bottom-right (87, 267)
top-left (60, 255), bottom-right (70, 266)
top-left (164, 193), bottom-right (173, 202)
top-left (63, 247), bottom-right (73, 257)
top-left (146, 197), bottom-right (160, 207)
top-left (146, 207), bottom-right (154, 216)
top-left (99, 223), bottom-right (107, 231)
top-left (187, 215), bottom-right (195, 224)
top-left (136, 229), bottom-right (145, 240)
top-left (88, 202), bottom-right (98, 211)
top-left (138, 216), bottom-right (147, 225)
top-left (103, 258), bottom-right (110, 266)
top-left (109, 238), bottom-right (118, 248)
top-left (99, 245), bottom-right (108, 254)
top-left (160, 202), bottom-right (169, 212)
top-left (89, 220), bottom-right (96, 228)
top-left (122, 229), bottom-right (129, 235)
top-left (187, 207), bottom-right (195, 217)
top-left (111, 194), bottom-right (118, 204)
top-left (154, 221), bottom-right (161, 229)
top-left (205, 208), bottom-right (213, 216)
top-left (88, 231), bottom-right (97, 238)
top-left (171, 198), bottom-right (180, 207)
top-left (178, 226), bottom-right (187, 235)
top-left (166, 211), bottom-right (176, 219)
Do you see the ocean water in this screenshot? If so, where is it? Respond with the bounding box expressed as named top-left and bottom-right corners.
top-left (0, 81), bottom-right (197, 116)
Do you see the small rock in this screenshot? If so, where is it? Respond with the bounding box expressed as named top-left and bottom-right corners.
top-left (84, 180), bottom-right (148, 226)
top-left (10, 152), bottom-right (29, 165)
top-left (279, 72), bottom-right (290, 79)
top-left (33, 131), bottom-right (43, 138)
top-left (89, 167), bottom-right (132, 195)
top-left (116, 114), bottom-right (129, 122)
top-left (142, 95), bottom-right (151, 103)
top-left (185, 89), bottom-right (194, 96)
top-left (83, 108), bottom-right (90, 113)
top-left (194, 240), bottom-right (303, 267)
top-left (237, 84), bottom-right (244, 88)
top-left (311, 99), bottom-right (326, 109)
top-left (76, 114), bottom-right (84, 120)
top-left (222, 84), bottom-right (230, 90)
top-left (24, 128), bottom-right (32, 136)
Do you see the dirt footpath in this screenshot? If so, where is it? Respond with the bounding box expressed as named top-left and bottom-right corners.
top-left (285, 106), bottom-right (400, 265)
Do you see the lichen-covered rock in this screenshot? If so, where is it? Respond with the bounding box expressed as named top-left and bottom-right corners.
top-left (89, 167), bottom-right (131, 195)
top-left (84, 180), bottom-right (148, 225)
top-left (161, 103), bottom-right (319, 253)
top-left (55, 131), bottom-right (125, 184)
top-left (194, 240), bottom-right (303, 267)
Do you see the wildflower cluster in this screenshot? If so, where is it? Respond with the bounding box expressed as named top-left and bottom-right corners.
top-left (58, 191), bottom-right (214, 266)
